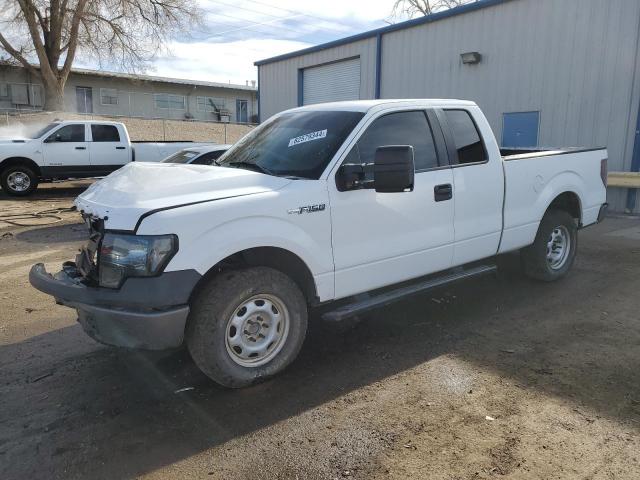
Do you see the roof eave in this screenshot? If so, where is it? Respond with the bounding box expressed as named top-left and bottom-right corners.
top-left (254, 0), bottom-right (512, 66)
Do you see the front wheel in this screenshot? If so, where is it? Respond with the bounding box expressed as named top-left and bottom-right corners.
top-left (1, 165), bottom-right (38, 196)
top-left (521, 209), bottom-right (578, 281)
top-left (187, 267), bottom-right (308, 388)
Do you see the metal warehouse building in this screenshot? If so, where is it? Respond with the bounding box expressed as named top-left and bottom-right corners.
top-left (255, 0), bottom-right (640, 212)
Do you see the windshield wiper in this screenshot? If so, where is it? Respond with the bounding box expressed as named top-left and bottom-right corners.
top-left (225, 161), bottom-right (275, 176)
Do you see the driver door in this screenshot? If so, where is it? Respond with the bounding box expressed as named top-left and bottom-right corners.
top-left (42, 124), bottom-right (90, 171)
top-left (329, 109), bottom-right (455, 299)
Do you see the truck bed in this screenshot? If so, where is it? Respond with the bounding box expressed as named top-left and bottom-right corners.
top-left (500, 147), bottom-right (606, 159)
top-left (498, 147), bottom-right (608, 254)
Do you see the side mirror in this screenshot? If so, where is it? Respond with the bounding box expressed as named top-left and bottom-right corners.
top-left (373, 145), bottom-right (414, 193)
top-left (336, 163), bottom-right (368, 191)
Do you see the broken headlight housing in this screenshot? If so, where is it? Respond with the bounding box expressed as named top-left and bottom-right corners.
top-left (98, 233), bottom-right (178, 289)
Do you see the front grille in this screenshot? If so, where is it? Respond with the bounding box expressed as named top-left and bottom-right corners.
top-left (75, 213), bottom-right (104, 282)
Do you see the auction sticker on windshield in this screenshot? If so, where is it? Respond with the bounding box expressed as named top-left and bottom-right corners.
top-left (288, 129), bottom-right (327, 147)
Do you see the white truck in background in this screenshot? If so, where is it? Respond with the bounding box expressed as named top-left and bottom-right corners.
top-left (30, 99), bottom-right (608, 388)
top-left (0, 120), bottom-right (212, 196)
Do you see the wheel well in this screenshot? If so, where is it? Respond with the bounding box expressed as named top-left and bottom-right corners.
top-left (0, 157), bottom-right (41, 177)
top-left (547, 192), bottom-right (581, 224)
top-left (193, 247), bottom-right (318, 305)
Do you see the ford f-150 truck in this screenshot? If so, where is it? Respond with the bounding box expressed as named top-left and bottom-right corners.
top-left (29, 99), bottom-right (608, 388)
top-left (0, 120), bottom-right (211, 196)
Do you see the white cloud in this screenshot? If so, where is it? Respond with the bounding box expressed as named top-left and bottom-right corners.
top-left (153, 38), bottom-right (311, 84)
top-left (91, 0), bottom-right (402, 85)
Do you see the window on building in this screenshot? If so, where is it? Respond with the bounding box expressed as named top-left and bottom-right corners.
top-left (0, 83), bottom-right (8, 98)
top-left (91, 124), bottom-right (120, 142)
top-left (154, 93), bottom-right (185, 109)
top-left (46, 124), bottom-right (85, 142)
top-left (354, 110), bottom-right (439, 173)
top-left (100, 88), bottom-right (118, 106)
top-left (444, 109), bottom-right (486, 165)
top-left (197, 96), bottom-right (225, 112)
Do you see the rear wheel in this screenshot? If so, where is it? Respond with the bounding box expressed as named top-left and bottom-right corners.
top-left (1, 165), bottom-right (38, 196)
top-left (521, 209), bottom-right (578, 281)
top-left (187, 267), bottom-right (308, 388)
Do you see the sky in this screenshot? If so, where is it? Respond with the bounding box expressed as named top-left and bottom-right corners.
top-left (139, 0), bottom-right (404, 86)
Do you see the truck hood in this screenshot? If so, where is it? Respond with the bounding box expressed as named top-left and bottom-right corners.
top-left (75, 162), bottom-right (292, 230)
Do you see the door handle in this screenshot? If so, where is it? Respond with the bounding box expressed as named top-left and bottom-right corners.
top-left (115, 146), bottom-right (126, 150)
top-left (434, 183), bottom-right (453, 202)
top-left (75, 146), bottom-right (86, 150)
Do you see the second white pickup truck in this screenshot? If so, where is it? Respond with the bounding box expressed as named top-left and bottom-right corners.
top-left (0, 120), bottom-right (211, 196)
top-left (30, 99), bottom-right (608, 388)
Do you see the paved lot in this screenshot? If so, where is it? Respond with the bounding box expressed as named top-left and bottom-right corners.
top-left (1, 182), bottom-right (640, 479)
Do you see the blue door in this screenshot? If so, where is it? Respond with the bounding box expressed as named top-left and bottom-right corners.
top-left (502, 111), bottom-right (539, 148)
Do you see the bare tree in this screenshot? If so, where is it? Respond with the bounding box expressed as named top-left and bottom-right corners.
top-left (0, 0), bottom-right (201, 110)
top-left (391, 0), bottom-right (476, 19)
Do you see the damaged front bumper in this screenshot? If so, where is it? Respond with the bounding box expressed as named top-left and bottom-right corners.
top-left (29, 263), bottom-right (201, 350)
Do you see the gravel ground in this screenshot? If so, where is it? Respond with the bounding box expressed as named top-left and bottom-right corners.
top-left (1, 182), bottom-right (639, 480)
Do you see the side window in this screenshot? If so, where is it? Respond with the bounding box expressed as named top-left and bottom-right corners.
top-left (46, 124), bottom-right (85, 142)
top-left (91, 124), bottom-right (120, 142)
top-left (191, 150), bottom-right (224, 165)
top-left (444, 110), bottom-right (486, 165)
top-left (353, 111), bottom-right (439, 172)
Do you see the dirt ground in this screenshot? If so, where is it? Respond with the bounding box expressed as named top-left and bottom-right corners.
top-left (1, 181), bottom-right (639, 480)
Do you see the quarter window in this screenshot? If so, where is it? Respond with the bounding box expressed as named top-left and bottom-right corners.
top-left (353, 111), bottom-right (439, 172)
top-left (91, 124), bottom-right (120, 142)
top-left (444, 110), bottom-right (486, 165)
top-left (46, 124), bottom-right (85, 142)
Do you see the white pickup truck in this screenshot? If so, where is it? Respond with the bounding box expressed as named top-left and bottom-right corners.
top-left (0, 120), bottom-right (210, 196)
top-left (30, 99), bottom-right (608, 388)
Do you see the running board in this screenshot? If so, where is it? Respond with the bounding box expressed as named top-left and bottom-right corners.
top-left (322, 264), bottom-right (497, 322)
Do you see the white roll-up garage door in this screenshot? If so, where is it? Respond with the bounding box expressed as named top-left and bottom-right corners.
top-left (303, 57), bottom-right (361, 106)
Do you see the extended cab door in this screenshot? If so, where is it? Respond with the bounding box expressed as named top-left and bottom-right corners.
top-left (89, 124), bottom-right (129, 172)
top-left (42, 123), bottom-right (90, 171)
top-left (436, 107), bottom-right (504, 266)
top-left (329, 109), bottom-right (455, 299)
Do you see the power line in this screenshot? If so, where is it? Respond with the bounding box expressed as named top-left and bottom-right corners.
top-left (237, 0), bottom-right (357, 35)
top-left (203, 2), bottom-right (320, 37)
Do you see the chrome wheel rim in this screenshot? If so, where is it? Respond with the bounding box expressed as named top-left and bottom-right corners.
top-left (546, 225), bottom-right (571, 270)
top-left (225, 294), bottom-right (290, 367)
top-left (7, 171), bottom-right (30, 192)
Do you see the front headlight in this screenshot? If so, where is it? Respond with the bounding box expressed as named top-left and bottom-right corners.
top-left (98, 233), bottom-right (178, 288)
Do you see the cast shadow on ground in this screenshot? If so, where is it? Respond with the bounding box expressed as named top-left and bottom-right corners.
top-left (1, 240), bottom-right (639, 479)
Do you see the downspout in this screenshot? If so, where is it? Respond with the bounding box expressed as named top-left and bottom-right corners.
top-left (625, 102), bottom-right (640, 213)
top-left (257, 66), bottom-right (261, 123)
top-left (625, 16), bottom-right (640, 213)
top-left (297, 69), bottom-right (303, 107)
top-left (375, 32), bottom-right (383, 99)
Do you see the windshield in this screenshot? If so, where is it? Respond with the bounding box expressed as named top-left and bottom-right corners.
top-left (161, 150), bottom-right (200, 164)
top-left (216, 110), bottom-right (364, 179)
top-left (27, 122), bottom-right (59, 139)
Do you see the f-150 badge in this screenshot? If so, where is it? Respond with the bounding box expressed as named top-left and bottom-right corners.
top-left (287, 204), bottom-right (326, 215)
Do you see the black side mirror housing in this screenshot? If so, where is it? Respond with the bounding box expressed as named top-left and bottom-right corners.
top-left (373, 145), bottom-right (415, 193)
top-left (336, 163), bottom-right (367, 191)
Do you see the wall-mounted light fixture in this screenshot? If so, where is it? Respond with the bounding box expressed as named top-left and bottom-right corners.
top-left (461, 52), bottom-right (482, 64)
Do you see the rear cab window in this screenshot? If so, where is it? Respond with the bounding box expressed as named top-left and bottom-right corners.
top-left (443, 110), bottom-right (487, 165)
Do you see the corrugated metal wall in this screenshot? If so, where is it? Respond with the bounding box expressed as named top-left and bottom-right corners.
top-left (257, 0), bottom-right (640, 211)
top-left (380, 0), bottom-right (640, 212)
top-left (258, 37), bottom-right (378, 120)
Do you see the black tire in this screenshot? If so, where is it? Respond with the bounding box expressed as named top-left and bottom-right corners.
top-left (521, 209), bottom-right (578, 281)
top-left (0, 165), bottom-right (38, 196)
top-left (187, 267), bottom-right (308, 388)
